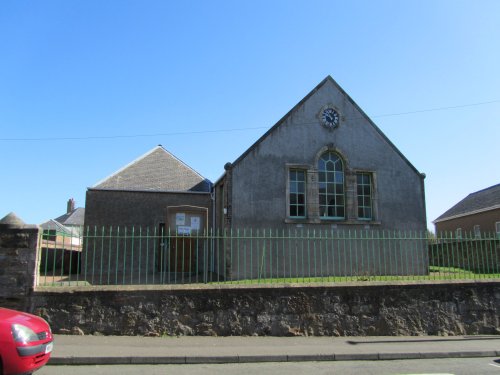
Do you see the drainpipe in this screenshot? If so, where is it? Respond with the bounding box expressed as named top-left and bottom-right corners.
top-left (210, 181), bottom-right (215, 275)
top-left (210, 181), bottom-right (215, 234)
top-left (420, 173), bottom-right (427, 234)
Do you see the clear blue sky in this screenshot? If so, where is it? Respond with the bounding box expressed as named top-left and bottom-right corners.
top-left (1, 0), bottom-right (499, 231)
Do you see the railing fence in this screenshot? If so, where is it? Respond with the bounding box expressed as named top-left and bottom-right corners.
top-left (38, 227), bottom-right (500, 287)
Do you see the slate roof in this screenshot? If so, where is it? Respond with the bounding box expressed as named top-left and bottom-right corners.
top-left (91, 145), bottom-right (211, 192)
top-left (434, 183), bottom-right (500, 223)
top-left (54, 207), bottom-right (85, 226)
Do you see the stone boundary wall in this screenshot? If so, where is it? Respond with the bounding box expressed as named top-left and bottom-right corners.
top-left (0, 214), bottom-right (39, 311)
top-left (1, 214), bottom-right (499, 337)
top-left (29, 281), bottom-right (500, 337)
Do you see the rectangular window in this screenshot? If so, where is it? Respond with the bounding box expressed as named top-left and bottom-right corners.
top-left (474, 225), bottom-right (481, 238)
top-left (289, 169), bottom-right (306, 218)
top-left (42, 229), bottom-right (56, 242)
top-left (456, 228), bottom-right (462, 239)
top-left (356, 173), bottom-right (372, 220)
top-left (496, 222), bottom-right (500, 238)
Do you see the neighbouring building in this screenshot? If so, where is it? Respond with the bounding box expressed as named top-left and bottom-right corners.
top-left (434, 183), bottom-right (500, 237)
top-left (83, 145), bottom-right (212, 283)
top-left (84, 145), bottom-right (212, 230)
top-left (40, 198), bottom-right (85, 236)
top-left (39, 199), bottom-right (85, 280)
top-left (41, 198), bottom-right (85, 236)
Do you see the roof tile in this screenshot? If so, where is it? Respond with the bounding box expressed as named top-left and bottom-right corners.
top-left (434, 183), bottom-right (500, 222)
top-left (92, 146), bottom-right (211, 192)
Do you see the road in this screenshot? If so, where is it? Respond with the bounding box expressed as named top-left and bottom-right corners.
top-left (39, 357), bottom-right (500, 375)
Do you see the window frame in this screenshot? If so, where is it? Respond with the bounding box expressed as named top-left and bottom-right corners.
top-left (42, 229), bottom-right (57, 242)
top-left (284, 148), bottom-right (379, 226)
top-left (356, 172), bottom-right (373, 220)
top-left (318, 151), bottom-right (345, 220)
top-left (286, 166), bottom-right (308, 220)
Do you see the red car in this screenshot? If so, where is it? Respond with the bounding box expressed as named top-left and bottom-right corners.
top-left (0, 307), bottom-right (53, 375)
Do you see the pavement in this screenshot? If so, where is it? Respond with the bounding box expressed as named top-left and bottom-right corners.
top-left (48, 334), bottom-right (500, 365)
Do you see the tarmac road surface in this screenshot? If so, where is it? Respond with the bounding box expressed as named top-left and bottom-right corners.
top-left (48, 334), bottom-right (500, 365)
top-left (39, 357), bottom-right (500, 375)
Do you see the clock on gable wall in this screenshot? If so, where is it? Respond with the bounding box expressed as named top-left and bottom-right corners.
top-left (319, 105), bottom-right (340, 129)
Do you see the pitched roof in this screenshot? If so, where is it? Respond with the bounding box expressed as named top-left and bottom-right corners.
top-left (226, 75), bottom-right (421, 176)
top-left (39, 219), bottom-right (75, 235)
top-left (91, 145), bottom-right (211, 192)
top-left (54, 207), bottom-right (85, 226)
top-left (434, 183), bottom-right (500, 223)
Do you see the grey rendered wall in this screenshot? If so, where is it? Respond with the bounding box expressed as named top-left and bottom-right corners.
top-left (230, 79), bottom-right (426, 232)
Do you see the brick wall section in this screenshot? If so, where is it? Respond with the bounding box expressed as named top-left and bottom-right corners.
top-left (0, 220), bottom-right (40, 311)
top-left (31, 281), bottom-right (499, 337)
top-left (436, 208), bottom-right (500, 234)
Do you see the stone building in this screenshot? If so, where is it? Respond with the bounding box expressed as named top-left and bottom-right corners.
top-left (215, 76), bottom-right (426, 232)
top-left (213, 76), bottom-right (427, 279)
top-left (82, 77), bottom-right (428, 282)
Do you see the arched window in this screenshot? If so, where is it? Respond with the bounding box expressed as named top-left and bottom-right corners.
top-left (318, 152), bottom-right (345, 219)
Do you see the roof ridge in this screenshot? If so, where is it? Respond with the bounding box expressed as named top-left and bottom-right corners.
top-left (54, 207), bottom-right (85, 225)
top-left (229, 76), bottom-right (332, 168)
top-left (433, 182), bottom-right (500, 223)
top-left (40, 219), bottom-right (70, 232)
top-left (157, 145), bottom-right (209, 182)
top-left (92, 145), bottom-right (164, 188)
top-left (90, 145), bottom-right (210, 192)
top-left (468, 182), bottom-right (500, 196)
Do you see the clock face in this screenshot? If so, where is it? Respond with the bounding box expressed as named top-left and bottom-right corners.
top-left (321, 107), bottom-right (339, 129)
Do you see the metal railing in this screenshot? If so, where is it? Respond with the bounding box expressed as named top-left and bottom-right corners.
top-left (37, 227), bottom-right (500, 287)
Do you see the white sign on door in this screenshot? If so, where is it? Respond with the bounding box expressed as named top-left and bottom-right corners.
top-left (191, 216), bottom-right (201, 230)
top-left (176, 213), bottom-right (186, 226)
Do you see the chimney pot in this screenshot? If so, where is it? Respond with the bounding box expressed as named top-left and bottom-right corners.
top-left (67, 198), bottom-right (75, 213)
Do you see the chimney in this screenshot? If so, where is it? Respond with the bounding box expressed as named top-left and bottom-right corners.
top-left (67, 198), bottom-right (75, 214)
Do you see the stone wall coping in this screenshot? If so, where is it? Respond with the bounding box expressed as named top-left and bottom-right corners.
top-left (0, 212), bottom-right (38, 230)
top-left (0, 223), bottom-right (39, 231)
top-left (34, 279), bottom-right (500, 294)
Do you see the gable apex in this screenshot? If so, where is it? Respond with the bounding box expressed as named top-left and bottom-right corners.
top-left (229, 75), bottom-right (422, 177)
top-left (229, 75), bottom-right (332, 168)
top-left (91, 145), bottom-right (211, 192)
